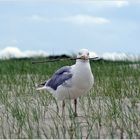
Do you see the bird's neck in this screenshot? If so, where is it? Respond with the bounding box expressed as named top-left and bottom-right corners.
top-left (75, 60), bottom-right (91, 70)
top-left (76, 59), bottom-right (89, 65)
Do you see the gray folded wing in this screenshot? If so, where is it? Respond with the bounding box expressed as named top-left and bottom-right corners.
top-left (46, 66), bottom-right (73, 90)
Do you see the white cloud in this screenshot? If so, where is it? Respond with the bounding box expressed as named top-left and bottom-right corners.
top-left (0, 47), bottom-right (48, 59)
top-left (86, 0), bottom-right (129, 8)
top-left (89, 51), bottom-right (98, 58)
top-left (101, 52), bottom-right (140, 61)
top-left (27, 15), bottom-right (50, 22)
top-left (89, 51), bottom-right (139, 61)
top-left (26, 14), bottom-right (110, 25)
top-left (75, 0), bottom-right (129, 8)
top-left (0, 47), bottom-right (139, 61)
top-left (62, 15), bottom-right (110, 25)
top-left (113, 1), bottom-right (129, 8)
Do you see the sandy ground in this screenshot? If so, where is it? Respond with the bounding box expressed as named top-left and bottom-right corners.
top-left (1, 95), bottom-right (140, 139)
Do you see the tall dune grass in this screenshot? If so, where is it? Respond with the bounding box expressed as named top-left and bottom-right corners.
top-left (0, 58), bottom-right (140, 138)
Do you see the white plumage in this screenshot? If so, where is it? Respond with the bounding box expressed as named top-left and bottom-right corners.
top-left (55, 59), bottom-right (93, 100)
top-left (36, 49), bottom-right (94, 116)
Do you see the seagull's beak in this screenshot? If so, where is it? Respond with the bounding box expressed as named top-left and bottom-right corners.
top-left (80, 55), bottom-right (89, 60)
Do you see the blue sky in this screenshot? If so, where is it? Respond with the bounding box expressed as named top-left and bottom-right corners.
top-left (0, 0), bottom-right (140, 57)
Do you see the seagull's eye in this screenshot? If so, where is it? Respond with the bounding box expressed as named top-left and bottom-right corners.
top-left (87, 52), bottom-right (89, 55)
top-left (79, 52), bottom-right (82, 55)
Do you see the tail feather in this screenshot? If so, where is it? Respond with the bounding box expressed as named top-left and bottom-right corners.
top-left (36, 86), bottom-right (47, 91)
top-left (36, 81), bottom-right (55, 94)
top-left (36, 81), bottom-right (47, 91)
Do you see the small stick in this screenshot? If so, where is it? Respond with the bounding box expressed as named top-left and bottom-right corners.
top-left (32, 58), bottom-right (75, 64)
top-left (31, 57), bottom-right (100, 64)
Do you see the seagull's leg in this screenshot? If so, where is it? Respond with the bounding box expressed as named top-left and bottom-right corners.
top-left (54, 98), bottom-right (59, 114)
top-left (62, 100), bottom-right (66, 137)
top-left (74, 99), bottom-right (77, 117)
top-left (62, 100), bottom-right (65, 117)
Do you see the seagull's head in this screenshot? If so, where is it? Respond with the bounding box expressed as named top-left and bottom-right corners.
top-left (77, 49), bottom-right (90, 61)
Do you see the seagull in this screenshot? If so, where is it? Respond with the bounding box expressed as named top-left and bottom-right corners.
top-left (36, 49), bottom-right (94, 116)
